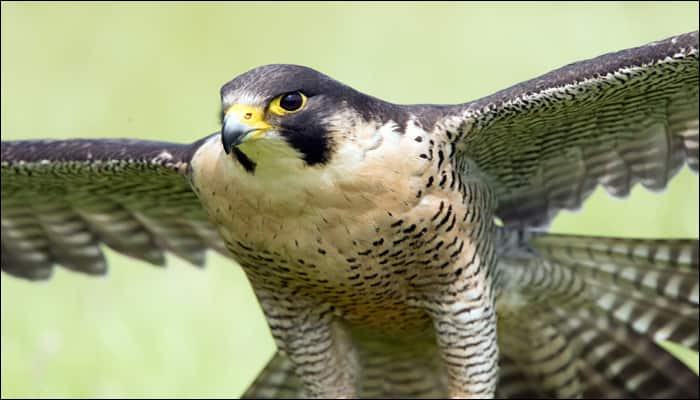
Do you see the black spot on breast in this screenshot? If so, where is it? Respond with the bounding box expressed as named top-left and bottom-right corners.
top-left (437, 205), bottom-right (453, 228)
top-left (412, 227), bottom-right (428, 239)
top-left (431, 201), bottom-right (445, 221)
top-left (450, 241), bottom-right (464, 258)
top-left (445, 214), bottom-right (457, 232)
top-left (439, 173), bottom-right (447, 187)
top-left (445, 237), bottom-right (459, 248)
top-left (437, 150), bottom-right (445, 169)
top-left (393, 236), bottom-right (409, 246)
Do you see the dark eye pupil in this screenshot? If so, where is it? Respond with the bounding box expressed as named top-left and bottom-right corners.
top-left (280, 92), bottom-right (303, 111)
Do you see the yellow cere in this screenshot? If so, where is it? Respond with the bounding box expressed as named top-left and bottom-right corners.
top-left (225, 104), bottom-right (270, 128)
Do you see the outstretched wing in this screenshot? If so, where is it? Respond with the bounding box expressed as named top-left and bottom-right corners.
top-left (496, 233), bottom-right (699, 398)
top-left (1, 135), bottom-right (229, 280)
top-left (450, 31), bottom-right (698, 228)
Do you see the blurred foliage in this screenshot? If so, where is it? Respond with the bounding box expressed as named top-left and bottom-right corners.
top-left (660, 341), bottom-right (700, 375)
top-left (1, 2), bottom-right (698, 397)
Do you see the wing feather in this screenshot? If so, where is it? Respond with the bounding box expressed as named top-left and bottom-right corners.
top-left (1, 135), bottom-right (229, 280)
top-left (449, 31), bottom-right (699, 227)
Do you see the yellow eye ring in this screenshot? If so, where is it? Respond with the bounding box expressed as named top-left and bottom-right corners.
top-left (269, 91), bottom-right (307, 115)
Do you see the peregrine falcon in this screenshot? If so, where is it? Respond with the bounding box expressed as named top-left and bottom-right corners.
top-left (2, 31), bottom-right (698, 398)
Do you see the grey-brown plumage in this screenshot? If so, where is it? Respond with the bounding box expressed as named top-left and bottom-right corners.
top-left (1, 137), bottom-right (227, 279)
top-left (2, 31), bottom-right (698, 398)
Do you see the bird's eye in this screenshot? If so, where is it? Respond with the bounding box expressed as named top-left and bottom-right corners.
top-left (270, 91), bottom-right (307, 115)
top-left (280, 92), bottom-right (304, 111)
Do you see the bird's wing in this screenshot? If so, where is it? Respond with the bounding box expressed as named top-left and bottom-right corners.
top-left (447, 31), bottom-right (698, 228)
top-left (1, 135), bottom-right (229, 280)
top-left (496, 233), bottom-right (699, 398)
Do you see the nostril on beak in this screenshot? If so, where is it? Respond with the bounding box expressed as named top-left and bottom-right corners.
top-left (244, 113), bottom-right (252, 120)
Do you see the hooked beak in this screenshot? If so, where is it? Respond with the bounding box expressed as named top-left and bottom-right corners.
top-left (221, 104), bottom-right (271, 154)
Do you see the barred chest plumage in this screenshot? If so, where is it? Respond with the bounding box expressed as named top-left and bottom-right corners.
top-left (189, 121), bottom-right (495, 336)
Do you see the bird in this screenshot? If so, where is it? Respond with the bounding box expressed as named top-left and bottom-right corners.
top-left (1, 30), bottom-right (698, 399)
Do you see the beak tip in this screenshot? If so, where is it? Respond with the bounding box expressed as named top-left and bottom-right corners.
top-left (221, 107), bottom-right (267, 154)
top-left (221, 132), bottom-right (232, 154)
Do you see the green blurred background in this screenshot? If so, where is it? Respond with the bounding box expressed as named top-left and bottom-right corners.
top-left (1, 2), bottom-right (698, 397)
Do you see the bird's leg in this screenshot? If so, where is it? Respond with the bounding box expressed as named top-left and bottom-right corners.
top-left (287, 320), bottom-right (358, 399)
top-left (430, 300), bottom-right (499, 399)
top-left (412, 239), bottom-right (500, 398)
top-left (402, 170), bottom-right (500, 398)
top-left (253, 285), bottom-right (358, 398)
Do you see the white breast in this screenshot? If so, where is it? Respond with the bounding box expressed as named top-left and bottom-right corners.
top-left (189, 118), bottom-right (434, 278)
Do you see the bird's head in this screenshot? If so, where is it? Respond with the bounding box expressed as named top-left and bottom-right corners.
top-left (219, 64), bottom-right (405, 173)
